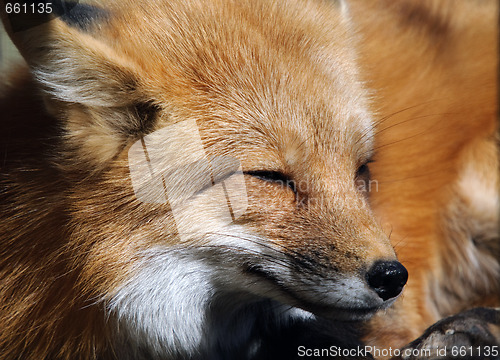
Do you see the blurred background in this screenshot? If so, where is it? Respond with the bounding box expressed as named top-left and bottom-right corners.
top-left (0, 27), bottom-right (22, 71)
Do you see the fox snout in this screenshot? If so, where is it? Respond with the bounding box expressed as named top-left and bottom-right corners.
top-left (233, 192), bottom-right (408, 320)
top-left (239, 249), bottom-right (408, 321)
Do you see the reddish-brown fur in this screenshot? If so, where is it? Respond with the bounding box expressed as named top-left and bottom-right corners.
top-left (350, 0), bottom-right (499, 351)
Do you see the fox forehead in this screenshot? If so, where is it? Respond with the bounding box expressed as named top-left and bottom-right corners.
top-left (97, 0), bottom-right (373, 167)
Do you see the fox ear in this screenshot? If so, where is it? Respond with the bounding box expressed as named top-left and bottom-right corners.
top-left (1, 1), bottom-right (139, 107)
top-left (1, 1), bottom-right (158, 165)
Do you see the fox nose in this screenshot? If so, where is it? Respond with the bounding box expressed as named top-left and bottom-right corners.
top-left (366, 261), bottom-right (408, 301)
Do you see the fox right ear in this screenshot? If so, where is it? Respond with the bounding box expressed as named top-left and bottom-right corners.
top-left (0, 0), bottom-right (141, 108)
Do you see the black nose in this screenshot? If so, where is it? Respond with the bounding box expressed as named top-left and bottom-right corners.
top-left (366, 261), bottom-right (408, 301)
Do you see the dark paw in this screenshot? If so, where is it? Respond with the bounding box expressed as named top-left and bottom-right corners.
top-left (394, 308), bottom-right (500, 360)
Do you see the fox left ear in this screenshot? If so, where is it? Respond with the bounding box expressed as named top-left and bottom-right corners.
top-left (1, 1), bottom-right (158, 165)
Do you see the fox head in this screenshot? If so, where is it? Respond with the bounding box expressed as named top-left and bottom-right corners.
top-left (2, 0), bottom-right (407, 357)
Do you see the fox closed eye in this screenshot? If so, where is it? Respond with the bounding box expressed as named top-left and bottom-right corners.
top-left (245, 170), bottom-right (297, 193)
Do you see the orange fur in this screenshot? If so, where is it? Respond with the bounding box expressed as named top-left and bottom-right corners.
top-left (350, 0), bottom-right (499, 352)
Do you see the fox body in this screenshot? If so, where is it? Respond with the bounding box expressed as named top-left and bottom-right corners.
top-left (349, 0), bottom-right (499, 350)
top-left (0, 0), bottom-right (498, 359)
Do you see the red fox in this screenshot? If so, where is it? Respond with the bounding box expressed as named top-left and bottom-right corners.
top-left (0, 0), bottom-right (497, 359)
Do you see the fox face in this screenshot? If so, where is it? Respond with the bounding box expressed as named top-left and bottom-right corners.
top-left (0, 0), bottom-right (407, 358)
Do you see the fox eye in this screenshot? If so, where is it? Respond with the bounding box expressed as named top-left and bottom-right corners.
top-left (355, 160), bottom-right (373, 193)
top-left (356, 164), bottom-right (370, 179)
top-left (245, 170), bottom-right (296, 193)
